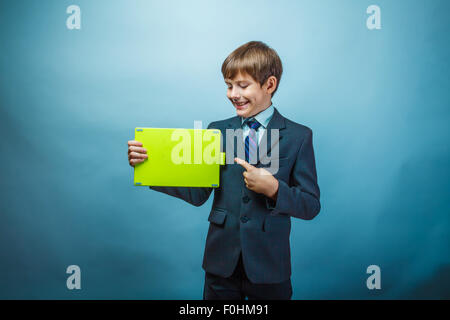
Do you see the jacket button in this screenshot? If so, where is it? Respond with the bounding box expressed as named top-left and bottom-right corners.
top-left (240, 215), bottom-right (249, 223)
top-left (242, 195), bottom-right (250, 203)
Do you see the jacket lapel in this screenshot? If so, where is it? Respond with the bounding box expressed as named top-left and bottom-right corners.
top-left (257, 107), bottom-right (286, 166)
top-left (226, 115), bottom-right (243, 161)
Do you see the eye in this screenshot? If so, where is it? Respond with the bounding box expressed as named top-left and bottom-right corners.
top-left (226, 84), bottom-right (248, 89)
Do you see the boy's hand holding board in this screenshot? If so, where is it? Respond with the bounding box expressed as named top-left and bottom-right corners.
top-left (128, 140), bottom-right (147, 166)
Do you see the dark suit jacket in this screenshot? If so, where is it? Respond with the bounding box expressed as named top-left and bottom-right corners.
top-left (150, 107), bottom-right (321, 284)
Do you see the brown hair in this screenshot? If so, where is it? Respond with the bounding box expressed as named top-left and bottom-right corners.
top-left (221, 41), bottom-right (283, 97)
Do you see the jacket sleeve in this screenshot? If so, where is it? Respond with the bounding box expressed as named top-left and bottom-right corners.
top-left (149, 185), bottom-right (213, 207)
top-left (265, 128), bottom-right (321, 220)
top-left (148, 122), bottom-right (215, 207)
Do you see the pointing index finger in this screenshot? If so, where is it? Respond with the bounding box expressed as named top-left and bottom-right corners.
top-left (235, 157), bottom-right (254, 171)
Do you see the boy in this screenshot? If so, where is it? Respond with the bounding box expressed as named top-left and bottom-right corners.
top-left (127, 41), bottom-right (321, 300)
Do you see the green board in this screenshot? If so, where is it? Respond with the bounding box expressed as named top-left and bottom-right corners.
top-left (134, 127), bottom-right (225, 187)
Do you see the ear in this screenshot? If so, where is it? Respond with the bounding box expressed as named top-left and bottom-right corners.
top-left (264, 76), bottom-right (277, 95)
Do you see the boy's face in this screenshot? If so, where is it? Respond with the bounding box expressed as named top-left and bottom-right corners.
top-left (225, 72), bottom-right (274, 119)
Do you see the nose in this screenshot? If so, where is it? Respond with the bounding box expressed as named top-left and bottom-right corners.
top-left (230, 87), bottom-right (241, 101)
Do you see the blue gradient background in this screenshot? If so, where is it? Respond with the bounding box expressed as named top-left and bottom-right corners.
top-left (0, 0), bottom-right (449, 299)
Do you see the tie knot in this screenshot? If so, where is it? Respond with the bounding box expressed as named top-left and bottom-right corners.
top-left (246, 118), bottom-right (261, 130)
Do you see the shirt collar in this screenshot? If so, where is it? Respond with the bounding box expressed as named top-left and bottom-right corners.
top-left (240, 104), bottom-right (274, 129)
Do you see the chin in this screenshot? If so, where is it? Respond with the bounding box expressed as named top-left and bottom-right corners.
top-left (235, 107), bottom-right (251, 118)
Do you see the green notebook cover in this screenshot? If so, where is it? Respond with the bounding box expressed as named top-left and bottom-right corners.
top-left (134, 127), bottom-right (225, 187)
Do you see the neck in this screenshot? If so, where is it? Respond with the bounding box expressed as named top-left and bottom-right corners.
top-left (243, 101), bottom-right (272, 119)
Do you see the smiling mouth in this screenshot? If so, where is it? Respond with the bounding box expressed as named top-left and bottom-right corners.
top-left (234, 101), bottom-right (249, 109)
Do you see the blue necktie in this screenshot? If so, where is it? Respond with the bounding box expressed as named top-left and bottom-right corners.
top-left (245, 119), bottom-right (261, 164)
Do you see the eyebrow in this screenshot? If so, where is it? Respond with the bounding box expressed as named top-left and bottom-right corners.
top-left (224, 79), bottom-right (249, 84)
